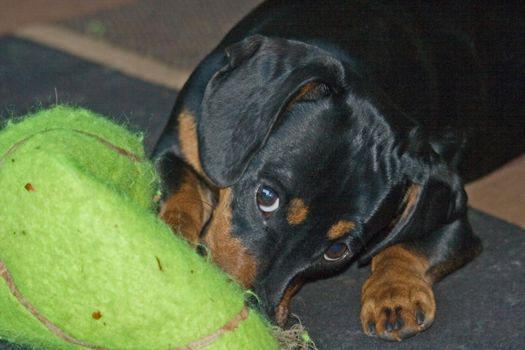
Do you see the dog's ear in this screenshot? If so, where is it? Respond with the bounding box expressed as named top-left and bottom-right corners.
top-left (199, 35), bottom-right (346, 186)
top-left (359, 165), bottom-right (469, 264)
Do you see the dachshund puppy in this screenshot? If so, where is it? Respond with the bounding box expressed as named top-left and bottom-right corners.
top-left (154, 0), bottom-right (524, 341)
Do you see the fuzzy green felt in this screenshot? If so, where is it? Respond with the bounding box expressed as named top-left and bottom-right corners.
top-left (0, 106), bottom-right (279, 350)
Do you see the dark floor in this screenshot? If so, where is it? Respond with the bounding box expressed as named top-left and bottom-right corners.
top-left (291, 209), bottom-right (525, 349)
top-left (0, 37), bottom-right (174, 154)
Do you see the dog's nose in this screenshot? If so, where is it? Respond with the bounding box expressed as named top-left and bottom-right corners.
top-left (251, 281), bottom-right (281, 323)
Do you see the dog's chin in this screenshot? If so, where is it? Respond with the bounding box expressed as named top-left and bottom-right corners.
top-left (273, 278), bottom-right (304, 326)
top-left (275, 302), bottom-right (291, 327)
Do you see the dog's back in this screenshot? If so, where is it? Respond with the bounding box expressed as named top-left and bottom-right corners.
top-left (159, 0), bottom-right (524, 181)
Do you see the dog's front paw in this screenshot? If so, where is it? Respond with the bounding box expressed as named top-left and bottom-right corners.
top-left (360, 246), bottom-right (436, 341)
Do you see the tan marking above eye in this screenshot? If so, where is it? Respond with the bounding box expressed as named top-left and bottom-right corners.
top-left (327, 220), bottom-right (356, 240)
top-left (287, 198), bottom-right (309, 225)
top-left (290, 82), bottom-right (319, 103)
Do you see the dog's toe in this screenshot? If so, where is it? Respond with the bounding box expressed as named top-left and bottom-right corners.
top-left (360, 274), bottom-right (435, 341)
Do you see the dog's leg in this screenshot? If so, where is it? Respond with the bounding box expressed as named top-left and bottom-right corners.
top-left (360, 217), bottom-right (481, 341)
top-left (157, 152), bottom-right (215, 244)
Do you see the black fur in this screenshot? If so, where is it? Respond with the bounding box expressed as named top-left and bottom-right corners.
top-left (154, 0), bottom-right (523, 326)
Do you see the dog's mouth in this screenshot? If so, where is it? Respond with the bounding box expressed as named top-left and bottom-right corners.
top-left (199, 235), bottom-right (306, 326)
top-left (274, 277), bottom-right (305, 326)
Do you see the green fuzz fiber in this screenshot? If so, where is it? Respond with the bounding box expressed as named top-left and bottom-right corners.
top-left (0, 106), bottom-right (279, 350)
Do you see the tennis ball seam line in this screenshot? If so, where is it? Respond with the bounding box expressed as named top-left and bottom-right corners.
top-left (72, 129), bottom-right (143, 162)
top-left (1, 260), bottom-right (252, 350)
top-left (0, 128), bottom-right (142, 167)
top-left (0, 260), bottom-right (107, 350)
top-left (174, 304), bottom-right (250, 350)
top-left (0, 133), bottom-right (33, 167)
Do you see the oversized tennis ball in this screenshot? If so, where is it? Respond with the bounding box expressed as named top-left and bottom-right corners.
top-left (0, 106), bottom-right (279, 350)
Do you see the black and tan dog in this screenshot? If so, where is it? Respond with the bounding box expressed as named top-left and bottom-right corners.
top-left (153, 0), bottom-right (524, 341)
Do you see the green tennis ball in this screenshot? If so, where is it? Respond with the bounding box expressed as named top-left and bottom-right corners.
top-left (0, 106), bottom-right (279, 350)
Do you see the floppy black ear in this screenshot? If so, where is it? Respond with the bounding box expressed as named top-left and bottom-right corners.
top-left (199, 35), bottom-right (346, 186)
top-left (359, 169), bottom-right (469, 264)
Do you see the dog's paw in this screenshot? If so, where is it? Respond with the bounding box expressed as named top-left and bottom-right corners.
top-left (360, 268), bottom-right (435, 341)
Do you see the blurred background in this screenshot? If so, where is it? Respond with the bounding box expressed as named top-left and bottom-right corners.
top-left (0, 0), bottom-right (263, 76)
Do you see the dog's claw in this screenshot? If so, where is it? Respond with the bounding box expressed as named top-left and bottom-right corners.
top-left (384, 308), bottom-right (393, 332)
top-left (415, 306), bottom-right (426, 325)
top-left (393, 307), bottom-right (404, 330)
top-left (367, 321), bottom-right (376, 336)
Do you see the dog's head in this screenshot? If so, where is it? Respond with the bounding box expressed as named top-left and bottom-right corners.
top-left (182, 35), bottom-right (467, 325)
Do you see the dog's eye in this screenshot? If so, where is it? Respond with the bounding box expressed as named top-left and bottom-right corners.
top-left (324, 242), bottom-right (349, 262)
top-left (256, 185), bottom-right (280, 213)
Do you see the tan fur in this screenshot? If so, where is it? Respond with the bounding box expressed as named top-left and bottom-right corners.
top-left (386, 184), bottom-right (422, 231)
top-left (360, 244), bottom-right (435, 341)
top-left (203, 188), bottom-right (258, 288)
top-left (287, 198), bottom-right (309, 225)
top-left (288, 81), bottom-right (319, 106)
top-left (275, 278), bottom-right (304, 327)
top-left (401, 184), bottom-right (421, 221)
top-left (178, 110), bottom-right (204, 176)
top-left (160, 168), bottom-right (213, 244)
top-left (327, 220), bottom-right (356, 240)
